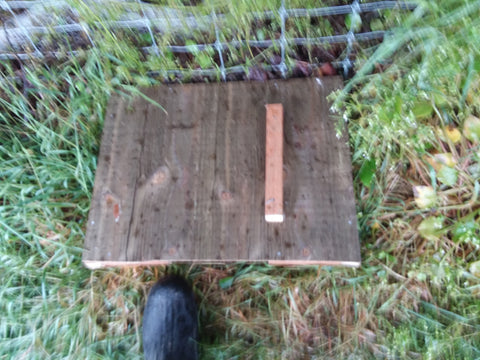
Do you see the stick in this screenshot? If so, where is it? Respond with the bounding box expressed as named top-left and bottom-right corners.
top-left (265, 103), bottom-right (284, 223)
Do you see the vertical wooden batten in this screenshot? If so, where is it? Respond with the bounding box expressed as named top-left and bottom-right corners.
top-left (265, 104), bottom-right (284, 223)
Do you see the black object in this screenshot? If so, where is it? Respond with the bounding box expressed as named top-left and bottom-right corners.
top-left (143, 276), bottom-right (199, 360)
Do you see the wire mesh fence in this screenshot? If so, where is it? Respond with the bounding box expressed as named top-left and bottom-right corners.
top-left (0, 0), bottom-right (416, 80)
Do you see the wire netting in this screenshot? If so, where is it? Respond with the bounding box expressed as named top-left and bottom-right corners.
top-left (0, 0), bottom-right (415, 80)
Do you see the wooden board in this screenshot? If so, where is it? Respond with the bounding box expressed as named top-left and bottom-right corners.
top-left (83, 77), bottom-right (360, 269)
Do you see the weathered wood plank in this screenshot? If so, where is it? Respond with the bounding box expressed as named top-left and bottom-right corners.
top-left (84, 94), bottom-right (149, 264)
top-left (83, 77), bottom-right (361, 268)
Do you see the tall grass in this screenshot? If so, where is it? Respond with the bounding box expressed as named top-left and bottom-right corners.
top-left (0, 52), bottom-right (128, 358)
top-left (0, 0), bottom-right (479, 359)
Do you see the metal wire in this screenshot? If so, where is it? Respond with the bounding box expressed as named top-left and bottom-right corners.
top-left (343, 0), bottom-right (360, 77)
top-left (1, 0), bottom-right (416, 15)
top-left (212, 9), bottom-right (226, 81)
top-left (0, 0), bottom-right (415, 78)
top-left (261, 1), bottom-right (416, 18)
top-left (136, 0), bottom-right (159, 56)
top-left (80, 22), bottom-right (96, 48)
top-left (0, 30), bottom-right (389, 60)
top-left (0, 1), bottom-right (416, 45)
top-left (1, 0), bottom-right (43, 57)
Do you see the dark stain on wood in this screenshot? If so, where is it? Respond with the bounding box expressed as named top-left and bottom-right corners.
top-left (83, 77), bottom-right (361, 268)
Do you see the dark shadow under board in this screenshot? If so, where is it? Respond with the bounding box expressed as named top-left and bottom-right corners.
top-left (83, 77), bottom-right (360, 269)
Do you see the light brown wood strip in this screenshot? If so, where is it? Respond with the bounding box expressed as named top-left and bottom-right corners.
top-left (83, 77), bottom-right (361, 268)
top-left (265, 104), bottom-right (284, 223)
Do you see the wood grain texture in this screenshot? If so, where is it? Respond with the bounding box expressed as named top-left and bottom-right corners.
top-left (83, 77), bottom-right (361, 268)
top-left (265, 104), bottom-right (284, 223)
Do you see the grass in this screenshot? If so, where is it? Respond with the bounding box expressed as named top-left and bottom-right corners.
top-left (0, 0), bottom-right (480, 359)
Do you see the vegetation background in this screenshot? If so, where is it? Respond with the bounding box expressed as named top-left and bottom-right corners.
top-left (0, 0), bottom-right (479, 358)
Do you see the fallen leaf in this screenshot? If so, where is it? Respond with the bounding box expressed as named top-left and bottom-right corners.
top-left (425, 152), bottom-right (456, 171)
top-left (444, 126), bottom-right (462, 144)
top-left (468, 163), bottom-right (480, 178)
top-left (319, 63), bottom-right (336, 76)
top-left (294, 61), bottom-right (311, 76)
top-left (437, 165), bottom-right (458, 186)
top-left (413, 185), bottom-right (437, 209)
top-left (418, 216), bottom-right (445, 240)
top-left (469, 261), bottom-right (480, 278)
top-left (247, 66), bottom-right (268, 81)
top-left (463, 115), bottom-right (480, 143)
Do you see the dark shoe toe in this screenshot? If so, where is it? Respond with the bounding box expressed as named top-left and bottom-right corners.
top-left (143, 276), bottom-right (198, 360)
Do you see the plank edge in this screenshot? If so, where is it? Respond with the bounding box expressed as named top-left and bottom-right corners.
top-left (268, 260), bottom-right (361, 267)
top-left (83, 259), bottom-right (361, 269)
top-left (82, 260), bottom-right (171, 270)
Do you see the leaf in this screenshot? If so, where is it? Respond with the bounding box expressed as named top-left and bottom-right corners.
top-left (294, 61), bottom-right (311, 76)
top-left (394, 95), bottom-right (403, 114)
top-left (369, 18), bottom-right (384, 31)
top-left (432, 92), bottom-right (448, 107)
top-left (453, 220), bottom-right (478, 244)
top-left (319, 63), bottom-right (336, 76)
top-left (434, 153), bottom-right (456, 167)
top-left (468, 163), bottom-right (480, 178)
top-left (247, 66), bottom-right (268, 81)
top-left (437, 165), bottom-right (458, 186)
top-left (345, 12), bottom-right (362, 32)
top-left (359, 159), bottom-right (376, 187)
top-left (418, 216), bottom-right (445, 240)
top-left (413, 185), bottom-right (437, 209)
top-left (463, 115), bottom-right (480, 143)
top-left (219, 276), bottom-right (234, 290)
top-left (426, 152), bottom-right (456, 171)
top-left (408, 270), bottom-right (427, 282)
top-left (412, 101), bottom-right (433, 120)
top-left (469, 260), bottom-right (480, 278)
top-left (444, 126), bottom-right (462, 143)
top-left (196, 53), bottom-right (213, 69)
top-left (256, 29), bottom-right (265, 41)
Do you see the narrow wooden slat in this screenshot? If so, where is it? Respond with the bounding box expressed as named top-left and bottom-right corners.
top-left (265, 104), bottom-right (284, 223)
